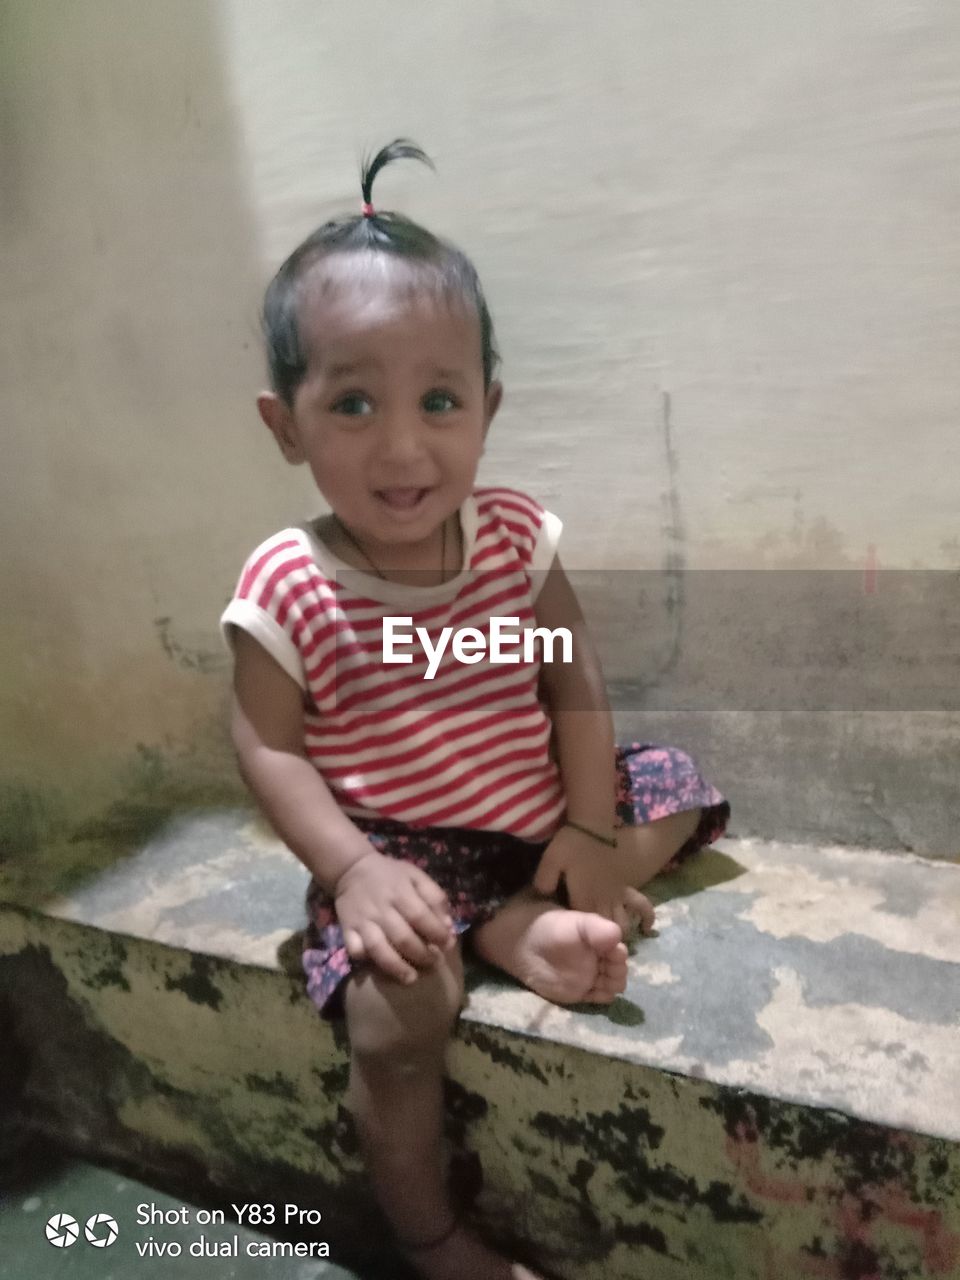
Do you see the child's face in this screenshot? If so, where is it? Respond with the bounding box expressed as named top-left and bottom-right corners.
top-left (259, 254), bottom-right (502, 555)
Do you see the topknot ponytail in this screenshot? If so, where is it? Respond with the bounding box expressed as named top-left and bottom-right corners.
top-left (262, 139), bottom-right (499, 405)
top-left (360, 138), bottom-right (435, 211)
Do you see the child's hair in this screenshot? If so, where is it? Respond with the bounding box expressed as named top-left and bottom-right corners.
top-left (262, 139), bottom-right (500, 406)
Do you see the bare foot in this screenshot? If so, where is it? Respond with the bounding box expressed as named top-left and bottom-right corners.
top-left (403, 1221), bottom-right (543, 1280)
top-left (472, 891), bottom-right (629, 1004)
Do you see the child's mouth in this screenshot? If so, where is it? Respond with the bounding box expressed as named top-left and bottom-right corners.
top-left (375, 488), bottom-right (430, 511)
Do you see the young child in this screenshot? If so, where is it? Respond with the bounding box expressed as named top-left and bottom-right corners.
top-left (222, 140), bottom-right (728, 1280)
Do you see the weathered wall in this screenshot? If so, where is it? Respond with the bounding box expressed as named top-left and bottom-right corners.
top-left (3, 902), bottom-right (958, 1279)
top-left (2, 1), bottom-right (958, 854)
top-left (1, 1), bottom-right (265, 835)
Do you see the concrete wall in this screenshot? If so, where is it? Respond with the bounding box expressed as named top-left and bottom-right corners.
top-left (4, 900), bottom-right (959, 1279)
top-left (2, 1), bottom-right (958, 856)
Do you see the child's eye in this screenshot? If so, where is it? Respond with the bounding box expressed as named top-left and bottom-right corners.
top-left (422, 389), bottom-right (459, 414)
top-left (331, 393), bottom-right (373, 417)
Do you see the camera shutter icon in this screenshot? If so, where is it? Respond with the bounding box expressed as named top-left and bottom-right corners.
top-left (45, 1214), bottom-right (80, 1247)
top-left (85, 1213), bottom-right (119, 1247)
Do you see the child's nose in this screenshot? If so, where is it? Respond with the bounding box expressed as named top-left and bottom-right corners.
top-left (378, 414), bottom-right (427, 466)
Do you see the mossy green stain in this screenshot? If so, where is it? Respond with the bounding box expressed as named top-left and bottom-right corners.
top-left (528, 1169), bottom-right (560, 1198)
top-left (246, 1071), bottom-right (298, 1101)
top-left (442, 1077), bottom-right (488, 1124)
top-left (569, 1158), bottom-right (601, 1229)
top-left (89, 960), bottom-right (130, 991)
top-left (0, 761), bottom-right (242, 908)
top-left (929, 1153), bottom-right (949, 1181)
top-left (511, 1135), bottom-right (541, 1158)
top-left (569, 1157), bottom-right (596, 1202)
top-left (443, 1077), bottom-right (488, 1148)
top-left (0, 942), bottom-right (189, 1158)
top-left (461, 1025), bottom-right (549, 1086)
top-left (148, 1075), bottom-right (189, 1100)
top-left (164, 955), bottom-right (223, 1010)
top-left (613, 1219), bottom-right (669, 1254)
top-left (699, 1087), bottom-right (956, 1205)
top-left (532, 1103), bottom-right (665, 1155)
top-left (0, 783), bottom-right (61, 858)
top-left (700, 1180), bottom-right (764, 1225)
top-left (70, 801), bottom-right (171, 846)
top-left (839, 1239), bottom-right (884, 1280)
top-left (315, 1061), bottom-right (350, 1095)
top-left (532, 1104), bottom-right (759, 1223)
top-left (86, 936), bottom-right (131, 992)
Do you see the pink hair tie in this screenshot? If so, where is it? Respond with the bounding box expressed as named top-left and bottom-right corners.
top-left (361, 201), bottom-right (375, 217)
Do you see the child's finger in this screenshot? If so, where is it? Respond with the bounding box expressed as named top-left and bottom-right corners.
top-left (360, 924), bottom-right (419, 985)
top-left (532, 856), bottom-right (560, 896)
top-left (381, 908), bottom-right (440, 971)
top-left (404, 890), bottom-right (456, 947)
top-left (611, 902), bottom-right (630, 938)
top-left (410, 879), bottom-right (455, 930)
top-left (411, 870), bottom-right (453, 916)
top-left (624, 887), bottom-right (656, 935)
top-left (342, 927), bottom-right (366, 963)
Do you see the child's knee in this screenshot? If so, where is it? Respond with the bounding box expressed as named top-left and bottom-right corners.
top-left (343, 948), bottom-right (464, 1064)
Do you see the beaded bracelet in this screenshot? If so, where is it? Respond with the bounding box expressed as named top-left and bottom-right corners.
top-left (565, 820), bottom-right (618, 848)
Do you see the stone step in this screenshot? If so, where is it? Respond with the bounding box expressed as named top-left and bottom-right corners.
top-left (1, 811), bottom-right (958, 1279)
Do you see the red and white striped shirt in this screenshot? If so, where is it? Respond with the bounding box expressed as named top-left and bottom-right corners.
top-left (221, 488), bottom-right (566, 841)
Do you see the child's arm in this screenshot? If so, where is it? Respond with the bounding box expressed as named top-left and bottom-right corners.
top-left (230, 629), bottom-right (456, 983)
top-left (530, 558), bottom-right (633, 930)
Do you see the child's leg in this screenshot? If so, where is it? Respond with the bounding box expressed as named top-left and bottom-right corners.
top-left (614, 807), bottom-right (703, 888)
top-left (612, 741), bottom-right (729, 892)
top-left (343, 948), bottom-right (543, 1280)
top-left (344, 949), bottom-right (463, 1240)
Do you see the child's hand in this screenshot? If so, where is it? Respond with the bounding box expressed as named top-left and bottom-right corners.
top-left (334, 852), bottom-right (457, 985)
top-left (532, 826), bottom-right (654, 937)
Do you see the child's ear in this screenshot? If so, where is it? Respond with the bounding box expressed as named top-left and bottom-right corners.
top-left (482, 381), bottom-right (503, 441)
top-left (257, 391), bottom-right (305, 464)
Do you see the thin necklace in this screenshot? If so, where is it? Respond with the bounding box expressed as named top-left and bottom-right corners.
top-left (334, 517), bottom-right (448, 584)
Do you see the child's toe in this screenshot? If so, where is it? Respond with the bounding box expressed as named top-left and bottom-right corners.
top-left (577, 913), bottom-right (623, 955)
top-left (585, 973), bottom-right (626, 1002)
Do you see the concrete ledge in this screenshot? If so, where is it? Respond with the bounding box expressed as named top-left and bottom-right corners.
top-left (2, 812), bottom-right (959, 1278)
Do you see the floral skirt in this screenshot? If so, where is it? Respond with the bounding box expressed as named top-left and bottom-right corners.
top-left (303, 742), bottom-right (729, 1017)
